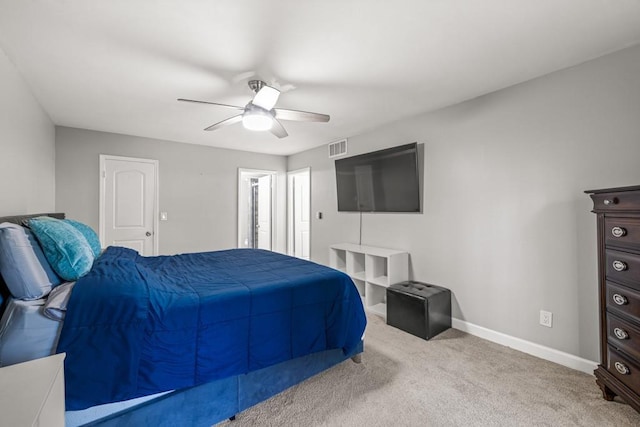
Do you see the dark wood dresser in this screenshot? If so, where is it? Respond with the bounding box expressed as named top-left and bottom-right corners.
top-left (587, 185), bottom-right (640, 412)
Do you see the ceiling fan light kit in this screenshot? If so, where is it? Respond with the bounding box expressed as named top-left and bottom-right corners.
top-left (178, 80), bottom-right (330, 138)
top-left (243, 108), bottom-right (273, 131)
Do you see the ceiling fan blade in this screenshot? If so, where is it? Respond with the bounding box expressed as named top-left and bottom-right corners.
top-left (270, 118), bottom-right (288, 139)
top-left (274, 108), bottom-right (330, 123)
top-left (204, 114), bottom-right (243, 131)
top-left (178, 98), bottom-right (244, 111)
top-left (252, 86), bottom-right (280, 110)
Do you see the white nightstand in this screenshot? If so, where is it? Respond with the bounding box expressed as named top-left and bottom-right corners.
top-left (0, 353), bottom-right (66, 426)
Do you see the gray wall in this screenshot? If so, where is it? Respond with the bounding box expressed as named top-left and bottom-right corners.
top-left (56, 127), bottom-right (287, 255)
top-left (0, 46), bottom-right (55, 215)
top-left (289, 44), bottom-right (640, 362)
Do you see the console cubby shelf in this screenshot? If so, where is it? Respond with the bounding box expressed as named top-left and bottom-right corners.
top-left (329, 243), bottom-right (409, 318)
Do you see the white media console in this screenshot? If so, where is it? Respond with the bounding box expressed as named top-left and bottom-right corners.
top-left (329, 243), bottom-right (409, 318)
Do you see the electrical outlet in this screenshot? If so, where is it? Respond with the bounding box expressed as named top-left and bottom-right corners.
top-left (540, 310), bottom-right (553, 328)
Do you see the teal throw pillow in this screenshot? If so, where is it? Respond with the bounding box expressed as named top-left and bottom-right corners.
top-left (64, 219), bottom-right (101, 257)
top-left (28, 217), bottom-right (95, 281)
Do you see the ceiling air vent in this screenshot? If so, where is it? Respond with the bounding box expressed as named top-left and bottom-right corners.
top-left (328, 139), bottom-right (347, 158)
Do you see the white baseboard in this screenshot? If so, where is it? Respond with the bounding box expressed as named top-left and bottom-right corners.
top-left (451, 318), bottom-right (598, 375)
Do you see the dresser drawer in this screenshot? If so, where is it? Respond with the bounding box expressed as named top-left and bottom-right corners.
top-left (591, 191), bottom-right (640, 212)
top-left (608, 313), bottom-right (640, 360)
top-left (605, 218), bottom-right (640, 252)
top-left (607, 346), bottom-right (640, 392)
top-left (606, 282), bottom-right (640, 322)
top-left (606, 249), bottom-right (640, 290)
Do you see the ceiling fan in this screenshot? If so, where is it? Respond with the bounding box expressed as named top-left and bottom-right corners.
top-left (178, 80), bottom-right (330, 138)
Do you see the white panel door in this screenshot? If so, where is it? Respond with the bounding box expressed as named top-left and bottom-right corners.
top-left (293, 173), bottom-right (310, 259)
top-left (257, 175), bottom-right (272, 250)
top-left (101, 156), bottom-right (157, 255)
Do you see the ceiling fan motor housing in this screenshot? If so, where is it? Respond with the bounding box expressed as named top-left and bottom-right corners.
top-left (248, 80), bottom-right (266, 93)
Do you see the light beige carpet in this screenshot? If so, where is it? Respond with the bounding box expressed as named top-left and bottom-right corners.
top-left (217, 314), bottom-right (640, 426)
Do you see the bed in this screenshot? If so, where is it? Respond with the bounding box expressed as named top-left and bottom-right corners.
top-left (0, 213), bottom-right (366, 426)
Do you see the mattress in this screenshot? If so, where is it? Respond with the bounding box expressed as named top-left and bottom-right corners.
top-left (0, 297), bottom-right (62, 366)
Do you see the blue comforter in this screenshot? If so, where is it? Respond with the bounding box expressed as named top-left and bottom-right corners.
top-left (57, 247), bottom-right (366, 410)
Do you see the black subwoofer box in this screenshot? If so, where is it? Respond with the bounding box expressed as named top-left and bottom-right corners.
top-left (386, 281), bottom-right (451, 340)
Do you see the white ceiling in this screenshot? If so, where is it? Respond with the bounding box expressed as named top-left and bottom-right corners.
top-left (1, 1), bottom-right (639, 156)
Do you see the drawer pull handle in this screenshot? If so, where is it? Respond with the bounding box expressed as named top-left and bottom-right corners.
top-left (613, 260), bottom-right (628, 272)
top-left (604, 198), bottom-right (618, 206)
top-left (614, 327), bottom-right (630, 340)
top-left (615, 361), bottom-right (630, 375)
top-left (611, 227), bottom-right (627, 238)
top-left (613, 294), bottom-right (628, 305)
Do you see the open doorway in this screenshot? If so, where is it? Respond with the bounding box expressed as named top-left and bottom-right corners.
top-left (238, 169), bottom-right (276, 250)
top-left (287, 168), bottom-right (310, 260)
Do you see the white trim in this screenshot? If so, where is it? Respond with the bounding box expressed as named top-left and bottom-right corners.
top-left (99, 156), bottom-right (106, 248)
top-left (99, 155), bottom-right (160, 256)
top-left (452, 318), bottom-right (598, 375)
top-left (286, 173), bottom-right (294, 256)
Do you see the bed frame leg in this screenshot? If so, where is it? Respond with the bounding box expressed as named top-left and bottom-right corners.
top-left (229, 415), bottom-right (236, 421)
top-left (351, 354), bottom-right (362, 364)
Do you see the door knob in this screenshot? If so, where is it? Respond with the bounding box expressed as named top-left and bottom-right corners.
top-left (146, 231), bottom-right (152, 237)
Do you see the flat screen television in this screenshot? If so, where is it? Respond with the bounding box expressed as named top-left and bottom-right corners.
top-left (335, 142), bottom-right (420, 212)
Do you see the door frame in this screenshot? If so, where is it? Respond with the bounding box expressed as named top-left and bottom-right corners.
top-left (99, 154), bottom-right (160, 255)
top-left (237, 168), bottom-right (277, 249)
top-left (287, 167), bottom-right (311, 258)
